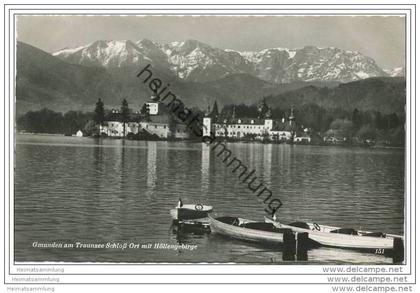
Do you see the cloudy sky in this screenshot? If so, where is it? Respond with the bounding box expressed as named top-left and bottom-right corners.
top-left (17, 15), bottom-right (405, 69)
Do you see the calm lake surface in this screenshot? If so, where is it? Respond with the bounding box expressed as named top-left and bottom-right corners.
top-left (14, 134), bottom-right (405, 264)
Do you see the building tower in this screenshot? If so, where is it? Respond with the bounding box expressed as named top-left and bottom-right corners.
top-left (289, 106), bottom-right (295, 125)
top-left (146, 94), bottom-right (159, 115)
top-left (210, 101), bottom-right (219, 119)
top-left (203, 116), bottom-right (212, 137)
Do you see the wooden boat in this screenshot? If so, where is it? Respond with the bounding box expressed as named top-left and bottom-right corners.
top-left (265, 217), bottom-right (404, 260)
top-left (209, 215), bottom-right (292, 244)
top-left (170, 204), bottom-right (213, 221)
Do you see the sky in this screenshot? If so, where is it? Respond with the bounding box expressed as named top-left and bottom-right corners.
top-left (17, 15), bottom-right (405, 69)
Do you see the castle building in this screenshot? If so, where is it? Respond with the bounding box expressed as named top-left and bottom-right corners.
top-left (99, 96), bottom-right (296, 142)
top-left (99, 98), bottom-right (189, 139)
top-left (203, 106), bottom-right (295, 142)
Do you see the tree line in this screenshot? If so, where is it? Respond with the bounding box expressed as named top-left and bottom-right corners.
top-left (218, 102), bottom-right (404, 146)
top-left (17, 99), bottom-right (405, 146)
top-left (17, 108), bottom-right (93, 135)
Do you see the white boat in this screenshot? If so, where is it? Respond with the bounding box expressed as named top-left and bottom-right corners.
top-left (170, 204), bottom-right (213, 221)
top-left (265, 217), bottom-right (404, 260)
top-left (209, 216), bottom-right (291, 244)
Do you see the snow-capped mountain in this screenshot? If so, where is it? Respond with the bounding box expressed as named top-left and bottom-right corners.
top-left (53, 39), bottom-right (171, 70)
top-left (384, 67), bottom-right (405, 77)
top-left (241, 46), bottom-right (386, 83)
top-left (161, 39), bottom-right (253, 81)
top-left (53, 39), bottom-right (391, 83)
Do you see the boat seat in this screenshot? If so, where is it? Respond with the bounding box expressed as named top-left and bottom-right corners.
top-left (240, 222), bottom-right (277, 232)
top-left (361, 232), bottom-right (386, 238)
top-left (329, 228), bottom-right (358, 235)
top-left (240, 222), bottom-right (293, 234)
top-left (216, 217), bottom-right (240, 226)
top-left (288, 221), bottom-right (310, 229)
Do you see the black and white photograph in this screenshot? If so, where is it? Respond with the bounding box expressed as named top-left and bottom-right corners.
top-left (2, 2), bottom-right (417, 291)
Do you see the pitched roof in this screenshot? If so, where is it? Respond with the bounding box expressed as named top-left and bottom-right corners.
top-left (148, 115), bottom-right (171, 124)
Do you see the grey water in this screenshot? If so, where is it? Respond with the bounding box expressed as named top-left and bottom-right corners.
top-left (14, 134), bottom-right (405, 264)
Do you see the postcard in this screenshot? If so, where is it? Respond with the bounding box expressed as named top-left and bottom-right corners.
top-left (2, 2), bottom-right (416, 292)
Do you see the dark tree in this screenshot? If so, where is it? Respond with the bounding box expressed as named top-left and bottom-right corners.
top-left (220, 105), bottom-right (233, 118)
top-left (140, 103), bottom-right (150, 122)
top-left (374, 112), bottom-right (385, 130)
top-left (330, 119), bottom-right (353, 139)
top-left (63, 111), bottom-right (91, 135)
top-left (386, 113), bottom-right (400, 130)
top-left (17, 108), bottom-right (63, 134)
top-left (120, 99), bottom-right (130, 137)
top-left (257, 99), bottom-right (269, 119)
top-left (352, 108), bottom-right (361, 132)
top-left (94, 98), bottom-right (105, 126)
top-left (220, 104), bottom-right (260, 119)
top-left (296, 104), bottom-right (325, 131)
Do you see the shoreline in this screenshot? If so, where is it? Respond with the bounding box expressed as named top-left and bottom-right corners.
top-left (17, 132), bottom-right (405, 149)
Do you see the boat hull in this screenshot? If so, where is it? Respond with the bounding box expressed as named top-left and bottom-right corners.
top-left (265, 217), bottom-right (403, 257)
top-left (209, 216), bottom-right (285, 244)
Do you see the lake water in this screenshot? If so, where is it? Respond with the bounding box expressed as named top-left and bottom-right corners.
top-left (14, 134), bottom-right (405, 264)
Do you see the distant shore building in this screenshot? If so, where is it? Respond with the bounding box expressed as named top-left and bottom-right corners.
top-left (294, 135), bottom-right (311, 143)
top-left (99, 97), bottom-right (189, 139)
top-left (203, 103), bottom-right (295, 141)
top-left (323, 136), bottom-right (346, 144)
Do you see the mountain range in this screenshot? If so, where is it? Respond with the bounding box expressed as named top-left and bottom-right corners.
top-left (16, 40), bottom-right (405, 116)
top-left (53, 39), bottom-right (403, 84)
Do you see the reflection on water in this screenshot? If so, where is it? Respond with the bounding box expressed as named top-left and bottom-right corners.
top-left (146, 141), bottom-right (157, 197)
top-left (201, 144), bottom-right (210, 195)
top-left (262, 144), bottom-right (272, 186)
top-left (14, 135), bottom-right (405, 264)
